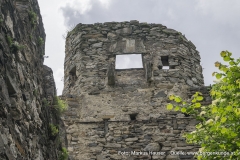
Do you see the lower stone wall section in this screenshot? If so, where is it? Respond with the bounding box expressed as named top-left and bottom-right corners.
top-left (66, 116), bottom-right (199, 160)
top-left (63, 86), bottom-right (211, 160)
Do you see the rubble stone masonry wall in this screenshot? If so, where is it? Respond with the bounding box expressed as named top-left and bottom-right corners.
top-left (62, 21), bottom-right (211, 160)
top-left (0, 0), bottom-right (65, 159)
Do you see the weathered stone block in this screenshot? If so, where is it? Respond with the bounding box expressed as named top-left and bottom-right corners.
top-left (144, 143), bottom-right (161, 152)
top-left (107, 63), bottom-right (115, 85)
top-left (125, 138), bottom-right (138, 142)
top-left (166, 155), bottom-right (179, 160)
top-left (88, 143), bottom-right (98, 147)
top-left (105, 143), bottom-right (121, 148)
top-left (92, 42), bottom-right (103, 48)
top-left (154, 91), bottom-right (167, 98)
top-left (124, 39), bottom-right (135, 52)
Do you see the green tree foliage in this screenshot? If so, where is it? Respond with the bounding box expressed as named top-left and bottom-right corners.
top-left (167, 51), bottom-right (240, 159)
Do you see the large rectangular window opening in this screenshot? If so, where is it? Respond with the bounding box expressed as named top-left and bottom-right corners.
top-left (115, 54), bottom-right (143, 69)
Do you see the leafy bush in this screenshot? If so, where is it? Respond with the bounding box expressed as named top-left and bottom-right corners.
top-left (11, 43), bottom-right (24, 53)
top-left (59, 147), bottom-right (68, 160)
top-left (49, 124), bottom-right (59, 136)
top-left (53, 96), bottom-right (68, 114)
top-left (167, 51), bottom-right (240, 159)
top-left (28, 10), bottom-right (37, 26)
top-left (38, 36), bottom-right (44, 46)
top-left (6, 35), bottom-right (24, 53)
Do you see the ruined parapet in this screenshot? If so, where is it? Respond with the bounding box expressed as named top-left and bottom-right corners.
top-left (62, 21), bottom-right (207, 159)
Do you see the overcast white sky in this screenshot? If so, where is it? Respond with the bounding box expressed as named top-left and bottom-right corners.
top-left (38, 0), bottom-right (240, 95)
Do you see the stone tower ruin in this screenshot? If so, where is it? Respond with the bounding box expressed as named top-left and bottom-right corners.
top-left (62, 21), bottom-right (210, 160)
